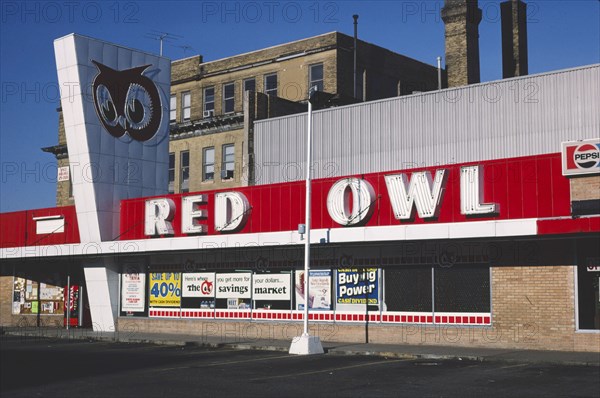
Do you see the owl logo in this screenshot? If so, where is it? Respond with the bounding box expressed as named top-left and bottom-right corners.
top-left (91, 60), bottom-right (162, 142)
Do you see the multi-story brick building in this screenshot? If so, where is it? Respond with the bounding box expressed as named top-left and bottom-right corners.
top-left (43, 31), bottom-right (440, 206)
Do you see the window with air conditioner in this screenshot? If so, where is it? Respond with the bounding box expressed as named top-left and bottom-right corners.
top-left (309, 63), bottom-right (324, 93)
top-left (204, 87), bottom-right (215, 116)
top-left (222, 144), bottom-right (234, 180)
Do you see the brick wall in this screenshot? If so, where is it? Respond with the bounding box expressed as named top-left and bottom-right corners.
top-left (571, 175), bottom-right (600, 201)
top-left (115, 264), bottom-right (599, 353)
top-left (55, 111), bottom-right (74, 207)
top-left (56, 157), bottom-right (73, 207)
top-left (0, 274), bottom-right (13, 326)
top-left (442, 1), bottom-right (482, 87)
top-left (336, 33), bottom-right (439, 99)
top-left (172, 55), bottom-right (202, 82)
top-left (200, 33), bottom-right (338, 76)
top-left (170, 49), bottom-right (337, 123)
top-left (169, 128), bottom-right (246, 193)
top-left (58, 111), bottom-right (65, 145)
top-left (491, 265), bottom-right (597, 352)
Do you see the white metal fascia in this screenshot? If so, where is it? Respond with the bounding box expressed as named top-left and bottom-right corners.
top-left (0, 219), bottom-right (540, 260)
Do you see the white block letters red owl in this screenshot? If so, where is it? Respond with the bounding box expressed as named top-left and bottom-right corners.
top-left (54, 34), bottom-right (170, 242)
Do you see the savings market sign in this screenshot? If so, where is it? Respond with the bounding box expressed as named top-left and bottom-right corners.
top-left (182, 273), bottom-right (215, 298)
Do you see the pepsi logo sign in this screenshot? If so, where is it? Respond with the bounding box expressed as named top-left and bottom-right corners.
top-left (562, 139), bottom-right (600, 176)
top-left (574, 144), bottom-right (600, 169)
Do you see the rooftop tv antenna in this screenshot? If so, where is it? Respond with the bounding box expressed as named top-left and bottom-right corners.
top-left (176, 44), bottom-right (196, 57)
top-left (144, 30), bottom-right (183, 56)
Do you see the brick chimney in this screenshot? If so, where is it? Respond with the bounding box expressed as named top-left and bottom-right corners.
top-left (442, 0), bottom-right (483, 87)
top-left (501, 0), bottom-right (528, 78)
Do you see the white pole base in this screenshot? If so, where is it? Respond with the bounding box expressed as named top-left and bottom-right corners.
top-left (289, 334), bottom-right (325, 355)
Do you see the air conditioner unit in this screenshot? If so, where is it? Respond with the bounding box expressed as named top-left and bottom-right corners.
top-left (203, 109), bottom-right (214, 118)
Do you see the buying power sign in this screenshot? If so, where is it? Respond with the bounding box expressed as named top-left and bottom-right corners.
top-left (562, 139), bottom-right (600, 176)
top-left (336, 268), bottom-right (379, 305)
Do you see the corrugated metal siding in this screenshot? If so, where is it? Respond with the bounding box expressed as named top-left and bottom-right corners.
top-left (255, 64), bottom-right (600, 185)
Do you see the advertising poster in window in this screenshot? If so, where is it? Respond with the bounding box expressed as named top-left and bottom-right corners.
top-left (336, 268), bottom-right (379, 305)
top-left (252, 274), bottom-right (291, 301)
top-left (149, 272), bottom-right (181, 307)
top-left (121, 265), bottom-right (146, 313)
top-left (12, 277), bottom-right (64, 315)
top-left (182, 273), bottom-right (215, 297)
top-left (295, 270), bottom-right (332, 311)
top-left (182, 273), bottom-right (215, 309)
top-left (215, 273), bottom-right (251, 299)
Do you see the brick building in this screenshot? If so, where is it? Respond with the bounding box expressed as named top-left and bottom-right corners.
top-left (43, 31), bottom-right (440, 206)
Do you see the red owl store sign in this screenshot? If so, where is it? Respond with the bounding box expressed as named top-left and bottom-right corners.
top-left (118, 153), bottom-right (571, 240)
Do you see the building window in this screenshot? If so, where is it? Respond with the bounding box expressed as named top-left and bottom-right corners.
top-left (309, 63), bottom-right (324, 92)
top-left (180, 151), bottom-right (189, 193)
top-left (384, 265), bottom-right (490, 314)
top-left (182, 92), bottom-right (191, 121)
top-left (168, 152), bottom-right (175, 194)
top-left (434, 265), bottom-right (490, 313)
top-left (243, 78), bottom-right (256, 93)
top-left (577, 238), bottom-right (600, 330)
top-left (204, 87), bottom-right (215, 115)
top-left (384, 267), bottom-right (432, 312)
top-left (203, 147), bottom-right (215, 181)
top-left (223, 83), bottom-right (235, 114)
top-left (222, 144), bottom-right (234, 180)
top-left (264, 73), bottom-right (277, 96)
top-left (170, 95), bottom-right (176, 122)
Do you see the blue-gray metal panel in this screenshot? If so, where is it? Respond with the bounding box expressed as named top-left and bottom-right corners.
top-left (255, 64), bottom-right (600, 184)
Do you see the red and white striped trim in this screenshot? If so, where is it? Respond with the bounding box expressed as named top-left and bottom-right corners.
top-left (149, 309), bottom-right (182, 317)
top-left (148, 309), bottom-right (491, 325)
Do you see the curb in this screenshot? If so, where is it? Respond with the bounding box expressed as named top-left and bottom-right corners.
top-left (325, 349), bottom-right (484, 362)
top-left (2, 330), bottom-right (598, 367)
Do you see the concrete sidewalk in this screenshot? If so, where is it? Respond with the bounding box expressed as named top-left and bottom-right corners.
top-left (2, 326), bottom-right (599, 367)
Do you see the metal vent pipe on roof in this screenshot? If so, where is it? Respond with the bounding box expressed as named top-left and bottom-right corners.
top-left (353, 14), bottom-right (359, 99)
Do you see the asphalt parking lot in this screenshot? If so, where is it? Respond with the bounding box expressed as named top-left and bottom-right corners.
top-left (1, 335), bottom-right (599, 398)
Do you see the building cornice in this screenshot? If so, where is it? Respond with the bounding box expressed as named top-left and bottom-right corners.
top-left (41, 144), bottom-right (68, 159)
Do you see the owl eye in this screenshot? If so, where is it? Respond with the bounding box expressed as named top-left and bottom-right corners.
top-left (125, 83), bottom-right (153, 130)
top-left (95, 84), bottom-right (118, 126)
top-left (128, 99), bottom-right (145, 124)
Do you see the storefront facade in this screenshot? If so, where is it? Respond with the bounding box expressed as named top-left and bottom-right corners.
top-left (1, 147), bottom-right (599, 351)
top-left (0, 37), bottom-right (598, 353)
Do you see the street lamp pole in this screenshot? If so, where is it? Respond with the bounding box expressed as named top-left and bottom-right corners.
top-left (289, 86), bottom-right (324, 355)
top-left (302, 91), bottom-right (313, 337)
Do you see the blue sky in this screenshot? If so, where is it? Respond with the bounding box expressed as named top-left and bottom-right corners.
top-left (1, 0), bottom-right (599, 212)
